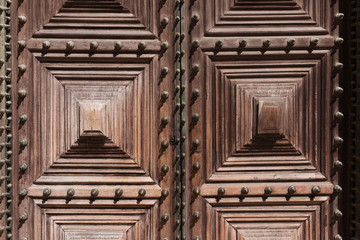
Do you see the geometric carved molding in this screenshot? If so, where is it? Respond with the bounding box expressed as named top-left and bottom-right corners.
top-left (31, 0), bottom-right (157, 39)
top-left (203, 0), bottom-right (331, 36)
top-left (205, 199), bottom-right (327, 240)
top-left (32, 199), bottom-right (157, 240)
top-left (29, 60), bottom-right (157, 184)
top-left (204, 56), bottom-right (330, 182)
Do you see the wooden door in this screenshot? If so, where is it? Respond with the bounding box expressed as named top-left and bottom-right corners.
top-left (183, 0), bottom-right (344, 240)
top-left (10, 0), bottom-right (178, 239)
top-left (4, 0), bottom-right (344, 239)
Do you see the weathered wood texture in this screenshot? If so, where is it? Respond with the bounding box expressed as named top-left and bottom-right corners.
top-left (185, 0), bottom-right (342, 239)
top-left (12, 0), bottom-right (176, 239)
top-left (9, 0), bottom-right (344, 239)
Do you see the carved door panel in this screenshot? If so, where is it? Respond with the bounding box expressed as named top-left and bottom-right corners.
top-left (184, 0), bottom-right (344, 240)
top-left (4, 0), bottom-right (345, 239)
top-left (10, 0), bottom-right (177, 239)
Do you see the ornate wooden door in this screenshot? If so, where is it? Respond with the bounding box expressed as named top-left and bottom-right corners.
top-left (9, 0), bottom-right (178, 239)
top-left (183, 0), bottom-right (344, 240)
top-left (2, 0), bottom-right (344, 239)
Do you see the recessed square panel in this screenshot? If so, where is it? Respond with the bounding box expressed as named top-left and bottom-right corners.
top-left (204, 198), bottom-right (328, 240)
top-left (30, 61), bottom-right (157, 182)
top-left (63, 81), bottom-right (132, 157)
top-left (204, 57), bottom-right (330, 182)
top-left (32, 199), bottom-right (158, 240)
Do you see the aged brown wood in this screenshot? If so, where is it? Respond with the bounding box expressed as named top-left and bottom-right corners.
top-left (12, 0), bottom-right (176, 239)
top-left (185, 0), bottom-right (342, 239)
top-left (10, 0), bottom-right (343, 239)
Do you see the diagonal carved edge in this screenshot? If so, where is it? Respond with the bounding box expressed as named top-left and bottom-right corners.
top-left (32, 198), bottom-right (159, 239)
top-left (203, 0), bottom-right (331, 36)
top-left (203, 196), bottom-right (328, 240)
top-left (31, 0), bottom-right (158, 40)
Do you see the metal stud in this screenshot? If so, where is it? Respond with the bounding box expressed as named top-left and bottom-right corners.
top-left (192, 89), bottom-right (200, 101)
top-left (19, 139), bottom-right (28, 147)
top-left (333, 87), bottom-right (343, 98)
top-left (334, 209), bottom-right (343, 219)
top-left (192, 139), bottom-right (200, 148)
top-left (114, 41), bottom-right (122, 51)
top-left (161, 189), bottom-right (169, 197)
top-left (193, 187), bottom-right (200, 196)
top-left (161, 117), bottom-right (169, 126)
top-left (334, 13), bottom-right (344, 24)
top-left (215, 40), bottom-right (223, 48)
top-left (288, 186), bottom-right (296, 194)
top-left (19, 114), bottom-right (27, 123)
top-left (90, 188), bottom-right (99, 197)
top-left (192, 40), bottom-right (200, 50)
top-left (90, 41), bottom-right (98, 50)
top-left (334, 185), bottom-right (343, 194)
top-left (161, 67), bottom-right (169, 76)
top-left (18, 64), bottom-right (26, 74)
top-left (161, 140), bottom-right (169, 150)
top-left (310, 38), bottom-right (319, 47)
top-left (334, 137), bottom-right (344, 147)
top-left (18, 16), bottom-right (27, 25)
top-left (217, 187), bottom-right (225, 195)
top-left (334, 63), bottom-right (343, 72)
top-left (67, 188), bottom-right (75, 197)
top-left (115, 188), bottom-right (123, 197)
top-left (138, 41), bottom-right (146, 51)
top-left (43, 188), bottom-right (51, 197)
top-left (161, 214), bottom-right (169, 223)
top-left (264, 186), bottom-right (272, 194)
top-left (191, 64), bottom-right (200, 75)
top-left (287, 39), bottom-right (295, 47)
top-left (191, 14), bottom-right (200, 24)
top-left (241, 187), bottom-right (249, 194)
top-left (263, 39), bottom-right (271, 48)
top-left (311, 186), bottom-right (321, 195)
top-left (19, 213), bottom-right (28, 221)
top-left (192, 211), bottom-right (200, 220)
top-left (334, 160), bottom-right (343, 170)
top-left (239, 40), bottom-right (247, 48)
top-left (161, 17), bottom-right (169, 27)
top-left (161, 41), bottom-right (169, 51)
top-left (18, 90), bottom-right (27, 99)
top-left (192, 162), bottom-right (200, 171)
top-left (66, 41), bottom-right (74, 50)
top-left (334, 234), bottom-right (343, 240)
top-left (334, 38), bottom-right (344, 47)
top-left (175, 16), bottom-right (180, 24)
top-left (180, 67), bottom-right (186, 75)
top-left (161, 164), bottom-right (169, 174)
top-left (161, 91), bottom-right (169, 101)
top-left (191, 113), bottom-right (200, 124)
top-left (19, 163), bottom-right (28, 171)
top-left (19, 189), bottom-right (27, 197)
top-left (42, 41), bottom-right (50, 50)
top-left (334, 112), bottom-right (344, 123)
top-left (18, 41), bottom-right (26, 49)
top-left (138, 188), bottom-right (146, 197)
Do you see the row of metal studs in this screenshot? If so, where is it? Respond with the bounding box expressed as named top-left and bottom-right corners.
top-left (173, 0), bottom-right (183, 239)
top-left (1, 0), bottom-right (11, 239)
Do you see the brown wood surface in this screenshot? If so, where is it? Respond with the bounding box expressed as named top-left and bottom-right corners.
top-left (12, 0), bottom-right (176, 239)
top-left (185, 0), bottom-right (342, 239)
top-left (10, 0), bottom-right (342, 239)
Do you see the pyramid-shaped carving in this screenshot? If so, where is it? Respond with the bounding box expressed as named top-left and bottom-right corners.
top-left (31, 0), bottom-right (156, 39)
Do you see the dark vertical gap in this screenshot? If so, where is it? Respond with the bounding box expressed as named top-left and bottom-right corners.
top-left (342, 0), bottom-right (359, 238)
